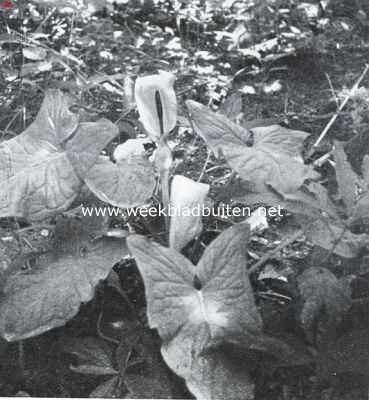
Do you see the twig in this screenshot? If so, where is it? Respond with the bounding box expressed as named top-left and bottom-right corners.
top-left (313, 149), bottom-right (333, 168)
top-left (16, 224), bottom-right (54, 234)
top-left (197, 150), bottom-right (211, 182)
top-left (322, 224), bottom-right (348, 265)
top-left (247, 229), bottom-right (304, 275)
top-left (121, 45), bottom-right (170, 66)
top-left (97, 309), bottom-right (120, 345)
top-left (325, 73), bottom-right (339, 108)
top-left (312, 64), bottom-right (369, 149)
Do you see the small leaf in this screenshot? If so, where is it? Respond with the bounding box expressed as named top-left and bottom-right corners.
top-left (85, 155), bottom-right (156, 208)
top-left (60, 337), bottom-right (117, 375)
top-left (333, 142), bottom-right (361, 213)
top-left (219, 92), bottom-right (243, 121)
top-left (169, 175), bottom-right (209, 251)
top-left (298, 267), bottom-right (351, 343)
top-left (186, 100), bottom-right (318, 194)
top-left (89, 376), bottom-right (120, 398)
top-left (0, 89), bottom-right (118, 221)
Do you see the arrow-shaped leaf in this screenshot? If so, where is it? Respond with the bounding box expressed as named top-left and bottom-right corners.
top-left (127, 224), bottom-right (261, 399)
top-left (0, 89), bottom-right (118, 221)
top-left (186, 100), bottom-right (318, 194)
top-left (0, 216), bottom-right (128, 341)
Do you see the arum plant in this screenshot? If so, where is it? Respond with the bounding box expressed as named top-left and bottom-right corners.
top-left (135, 71), bottom-right (177, 229)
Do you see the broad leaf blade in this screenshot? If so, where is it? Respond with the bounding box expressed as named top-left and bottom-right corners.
top-left (186, 100), bottom-right (253, 156)
top-left (0, 89), bottom-right (118, 221)
top-left (162, 324), bottom-right (255, 400)
top-left (186, 100), bottom-right (318, 194)
top-left (127, 235), bottom-right (197, 341)
top-left (128, 225), bottom-right (262, 400)
top-left (85, 155), bottom-right (156, 208)
top-left (0, 218), bottom-right (128, 341)
top-left (186, 350), bottom-right (255, 400)
top-left (197, 224), bottom-right (263, 336)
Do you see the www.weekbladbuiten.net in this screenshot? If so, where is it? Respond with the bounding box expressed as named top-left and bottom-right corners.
top-left (81, 204), bottom-right (284, 218)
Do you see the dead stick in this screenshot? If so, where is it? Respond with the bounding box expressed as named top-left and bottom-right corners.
top-left (312, 64), bottom-right (369, 149)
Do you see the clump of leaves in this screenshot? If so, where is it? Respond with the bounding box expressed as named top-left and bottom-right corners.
top-left (186, 99), bottom-right (369, 259)
top-left (186, 99), bottom-right (319, 194)
top-left (128, 223), bottom-right (316, 399)
top-left (0, 89), bottom-right (155, 221)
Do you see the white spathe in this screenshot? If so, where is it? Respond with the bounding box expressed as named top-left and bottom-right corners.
top-left (169, 175), bottom-right (209, 251)
top-left (135, 71), bottom-right (177, 142)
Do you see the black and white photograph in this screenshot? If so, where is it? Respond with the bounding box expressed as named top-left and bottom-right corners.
top-left (1, 0), bottom-right (369, 398)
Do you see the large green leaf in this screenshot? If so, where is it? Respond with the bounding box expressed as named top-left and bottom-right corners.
top-left (0, 216), bottom-right (128, 341)
top-left (0, 89), bottom-right (118, 221)
top-left (127, 224), bottom-right (261, 399)
top-left (186, 100), bottom-right (318, 194)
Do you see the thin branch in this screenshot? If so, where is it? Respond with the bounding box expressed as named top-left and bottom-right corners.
top-left (97, 309), bottom-right (120, 345)
top-left (312, 64), bottom-right (369, 149)
top-left (247, 229), bottom-right (304, 275)
top-left (325, 72), bottom-right (339, 108)
top-left (197, 150), bottom-right (212, 182)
